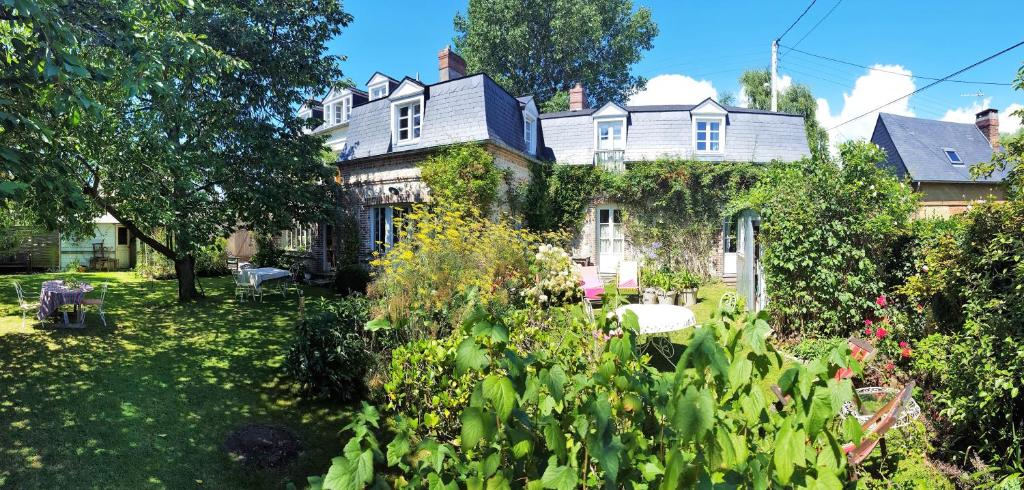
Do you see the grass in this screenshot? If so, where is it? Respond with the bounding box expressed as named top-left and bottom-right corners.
top-left (0, 272), bottom-right (347, 489)
top-left (689, 281), bottom-right (734, 326)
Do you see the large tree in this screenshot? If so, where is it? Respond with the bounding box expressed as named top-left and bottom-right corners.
top-left (453, 0), bottom-right (658, 106)
top-left (739, 69), bottom-right (830, 161)
top-left (5, 0), bottom-right (351, 300)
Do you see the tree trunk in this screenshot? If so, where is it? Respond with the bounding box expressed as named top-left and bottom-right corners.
top-left (174, 255), bottom-right (201, 302)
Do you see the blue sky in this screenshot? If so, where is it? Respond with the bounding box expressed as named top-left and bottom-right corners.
top-left (328, 1), bottom-right (1024, 143)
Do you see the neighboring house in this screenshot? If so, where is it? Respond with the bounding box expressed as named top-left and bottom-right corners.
top-left (59, 214), bottom-right (138, 270)
top-left (870, 110), bottom-right (1008, 218)
top-left (303, 46), bottom-right (810, 283)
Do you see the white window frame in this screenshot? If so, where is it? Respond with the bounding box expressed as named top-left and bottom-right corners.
top-left (390, 96), bottom-right (424, 146)
top-left (332, 103), bottom-right (343, 125)
top-left (693, 116), bottom-right (725, 154)
top-left (595, 119), bottom-right (626, 151)
top-left (943, 147), bottom-right (963, 165)
top-left (523, 115), bottom-right (537, 155)
top-left (368, 206), bottom-right (404, 253)
top-left (341, 96), bottom-right (352, 122)
top-left (369, 83), bottom-right (389, 101)
top-left (596, 205), bottom-right (625, 274)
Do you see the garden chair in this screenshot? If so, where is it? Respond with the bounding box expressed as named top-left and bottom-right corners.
top-left (226, 255), bottom-right (239, 272)
top-left (81, 283), bottom-right (109, 327)
top-left (617, 260), bottom-right (639, 295)
top-left (13, 281), bottom-right (39, 328)
top-left (718, 292), bottom-right (739, 314)
top-left (580, 265), bottom-right (604, 303)
top-left (282, 262), bottom-right (302, 297)
top-left (233, 271), bottom-right (255, 303)
top-left (845, 381), bottom-right (916, 472)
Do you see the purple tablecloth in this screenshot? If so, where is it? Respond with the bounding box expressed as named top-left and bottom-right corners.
top-left (38, 280), bottom-right (93, 320)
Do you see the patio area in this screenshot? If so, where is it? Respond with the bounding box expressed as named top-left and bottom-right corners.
top-left (0, 272), bottom-right (347, 489)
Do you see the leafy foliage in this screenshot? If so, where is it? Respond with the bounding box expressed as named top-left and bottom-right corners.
top-left (523, 244), bottom-right (583, 308)
top-left (419, 144), bottom-right (505, 214)
top-left (334, 263), bottom-right (371, 296)
top-left (252, 234), bottom-right (286, 269)
top-left (317, 303), bottom-right (865, 488)
top-left (738, 141), bottom-right (918, 336)
top-left (453, 0), bottom-right (658, 105)
top-left (284, 296), bottom-right (372, 401)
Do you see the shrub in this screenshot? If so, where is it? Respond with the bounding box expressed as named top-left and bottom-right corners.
top-left (193, 237), bottom-right (230, 277)
top-left (368, 202), bottom-right (539, 340)
top-left (418, 143), bottom-right (505, 214)
top-left (334, 263), bottom-right (370, 295)
top-left (283, 296), bottom-right (371, 401)
top-left (251, 233), bottom-right (284, 269)
top-left (316, 305), bottom-right (867, 488)
top-left (523, 243), bottom-right (582, 308)
top-left (788, 336), bottom-right (845, 362)
top-left (737, 140), bottom-right (918, 336)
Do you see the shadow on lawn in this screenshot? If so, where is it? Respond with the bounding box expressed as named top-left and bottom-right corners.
top-left (0, 273), bottom-right (349, 489)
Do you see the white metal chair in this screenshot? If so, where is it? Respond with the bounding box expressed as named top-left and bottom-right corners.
top-left (234, 271), bottom-right (255, 302)
top-left (82, 283), bottom-right (108, 327)
top-left (13, 281), bottom-right (39, 328)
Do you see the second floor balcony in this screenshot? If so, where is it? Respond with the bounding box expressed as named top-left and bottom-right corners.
top-left (594, 149), bottom-right (625, 172)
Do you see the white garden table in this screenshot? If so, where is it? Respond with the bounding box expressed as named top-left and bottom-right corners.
top-left (614, 304), bottom-right (697, 335)
top-left (239, 267), bottom-right (290, 292)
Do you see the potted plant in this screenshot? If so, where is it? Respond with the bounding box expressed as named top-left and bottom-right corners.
top-left (652, 272), bottom-right (676, 305)
top-left (640, 266), bottom-right (658, 304)
top-left (674, 270), bottom-right (700, 307)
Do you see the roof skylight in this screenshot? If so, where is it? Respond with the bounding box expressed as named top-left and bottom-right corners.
top-left (943, 148), bottom-right (963, 165)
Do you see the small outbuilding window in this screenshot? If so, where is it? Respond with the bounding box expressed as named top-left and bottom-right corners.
top-left (944, 148), bottom-right (963, 165)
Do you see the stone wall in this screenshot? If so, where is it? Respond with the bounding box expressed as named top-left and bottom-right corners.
top-left (915, 182), bottom-right (1006, 218)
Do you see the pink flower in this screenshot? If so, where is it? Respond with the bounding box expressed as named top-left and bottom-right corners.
top-left (864, 319), bottom-right (874, 327)
top-left (864, 326), bottom-right (874, 336)
top-left (885, 361), bottom-right (895, 371)
top-left (875, 327), bottom-right (888, 339)
top-left (876, 294), bottom-right (888, 307)
top-left (901, 348), bottom-right (913, 358)
top-left (899, 341), bottom-right (909, 348)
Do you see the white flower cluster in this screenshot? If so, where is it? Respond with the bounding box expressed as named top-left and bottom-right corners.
top-left (526, 244), bottom-right (583, 307)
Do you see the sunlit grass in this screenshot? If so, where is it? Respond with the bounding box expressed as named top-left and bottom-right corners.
top-left (0, 272), bottom-right (348, 489)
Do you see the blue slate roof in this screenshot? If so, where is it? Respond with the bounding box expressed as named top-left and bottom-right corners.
top-left (339, 74), bottom-right (810, 165)
top-left (870, 113), bottom-right (1007, 183)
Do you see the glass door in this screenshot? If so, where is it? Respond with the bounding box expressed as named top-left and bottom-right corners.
top-left (597, 207), bottom-right (624, 274)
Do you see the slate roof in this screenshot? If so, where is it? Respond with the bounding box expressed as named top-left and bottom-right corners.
top-left (870, 113), bottom-right (1008, 183)
top-left (539, 105), bottom-right (810, 164)
top-left (338, 74), bottom-right (810, 165)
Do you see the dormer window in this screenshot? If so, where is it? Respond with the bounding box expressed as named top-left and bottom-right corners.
top-left (694, 117), bottom-right (724, 153)
top-left (341, 96), bottom-right (352, 122)
top-left (392, 99), bottom-right (422, 144)
top-left (332, 103), bottom-right (343, 125)
top-left (591, 103), bottom-right (629, 172)
top-left (523, 115), bottom-right (537, 155)
top-left (597, 121), bottom-right (625, 150)
top-left (944, 148), bottom-right (963, 165)
top-left (369, 84), bottom-right (388, 101)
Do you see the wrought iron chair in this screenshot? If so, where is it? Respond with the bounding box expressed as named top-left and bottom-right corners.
top-left (233, 271), bottom-right (255, 303)
top-left (82, 283), bottom-right (109, 327)
top-left (13, 281), bottom-right (39, 328)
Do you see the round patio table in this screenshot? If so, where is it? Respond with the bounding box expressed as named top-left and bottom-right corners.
top-left (38, 280), bottom-right (93, 327)
top-left (614, 304), bottom-right (697, 335)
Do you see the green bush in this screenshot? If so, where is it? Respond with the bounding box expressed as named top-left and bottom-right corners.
top-left (419, 143), bottom-right (504, 214)
top-left (252, 233), bottom-right (284, 269)
top-left (283, 296), bottom-right (371, 401)
top-left (788, 336), bottom-right (846, 362)
top-left (737, 140), bottom-right (918, 336)
top-left (316, 305), bottom-right (867, 488)
top-left (334, 263), bottom-right (370, 295)
top-left (193, 238), bottom-right (230, 277)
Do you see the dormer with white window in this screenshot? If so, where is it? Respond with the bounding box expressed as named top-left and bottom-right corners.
top-left (521, 97), bottom-right (539, 156)
top-left (691, 98), bottom-right (727, 156)
top-left (591, 102), bottom-right (628, 171)
top-left (367, 73), bottom-right (393, 101)
top-left (389, 78), bottom-right (425, 146)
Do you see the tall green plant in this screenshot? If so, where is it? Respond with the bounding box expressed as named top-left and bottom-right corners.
top-left (738, 141), bottom-right (918, 336)
top-left (316, 305), bottom-right (864, 488)
top-left (419, 144), bottom-right (504, 214)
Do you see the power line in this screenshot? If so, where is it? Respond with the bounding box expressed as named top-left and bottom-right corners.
top-left (827, 39), bottom-right (1024, 131)
top-left (782, 0), bottom-right (843, 55)
top-left (782, 45), bottom-right (1013, 86)
top-left (777, 0), bottom-right (818, 41)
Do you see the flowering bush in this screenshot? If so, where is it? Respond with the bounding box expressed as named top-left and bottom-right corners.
top-left (523, 243), bottom-right (583, 308)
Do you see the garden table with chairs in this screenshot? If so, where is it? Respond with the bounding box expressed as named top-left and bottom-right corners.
top-left (239, 267), bottom-right (290, 292)
top-left (615, 303), bottom-right (697, 335)
top-left (38, 280), bottom-right (94, 327)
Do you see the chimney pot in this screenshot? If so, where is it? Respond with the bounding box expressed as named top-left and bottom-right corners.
top-left (569, 83), bottom-right (588, 111)
top-left (438, 45), bottom-right (466, 82)
top-left (975, 108), bottom-right (1000, 150)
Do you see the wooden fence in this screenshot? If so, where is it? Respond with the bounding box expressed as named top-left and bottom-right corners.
top-left (0, 226), bottom-right (60, 271)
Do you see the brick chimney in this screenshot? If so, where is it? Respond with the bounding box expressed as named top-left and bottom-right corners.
top-left (438, 45), bottom-right (466, 82)
top-left (569, 83), bottom-right (588, 111)
top-left (976, 108), bottom-right (1000, 149)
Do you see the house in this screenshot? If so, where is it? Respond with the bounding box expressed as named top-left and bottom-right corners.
top-left (870, 110), bottom-right (1008, 218)
top-left (59, 214), bottom-right (139, 270)
top-left (304, 46), bottom-right (811, 282)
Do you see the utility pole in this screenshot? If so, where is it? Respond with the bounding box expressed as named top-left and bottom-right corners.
top-left (770, 39), bottom-right (779, 112)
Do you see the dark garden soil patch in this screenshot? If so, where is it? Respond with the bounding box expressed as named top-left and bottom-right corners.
top-left (223, 424), bottom-right (303, 469)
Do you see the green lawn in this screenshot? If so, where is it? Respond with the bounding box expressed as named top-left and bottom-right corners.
top-left (0, 272), bottom-right (346, 489)
top-left (689, 281), bottom-right (733, 325)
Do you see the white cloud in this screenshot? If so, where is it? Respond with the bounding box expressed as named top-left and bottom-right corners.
top-left (737, 74), bottom-right (792, 108)
top-left (628, 74), bottom-right (717, 106)
top-left (816, 64), bottom-right (917, 148)
top-left (941, 98), bottom-right (1024, 134)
